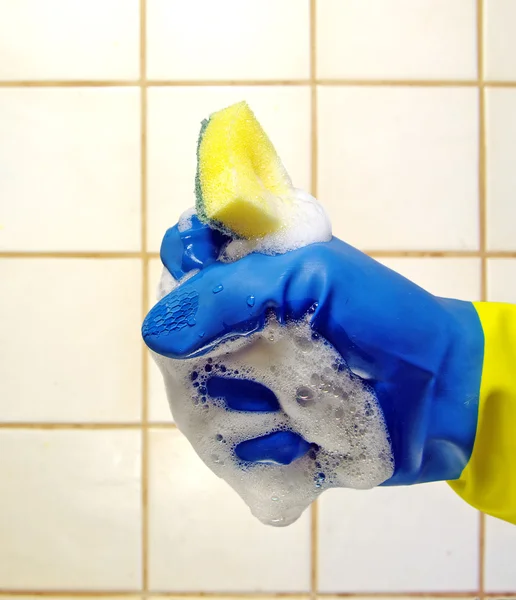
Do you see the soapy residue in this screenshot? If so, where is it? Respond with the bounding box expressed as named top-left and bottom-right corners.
top-left (219, 188), bottom-right (333, 261)
top-left (151, 191), bottom-right (394, 526)
top-left (152, 314), bottom-right (393, 526)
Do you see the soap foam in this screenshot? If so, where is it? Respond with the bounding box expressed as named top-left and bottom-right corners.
top-left (156, 265), bottom-right (178, 300)
top-left (152, 193), bottom-right (393, 526)
top-left (152, 312), bottom-right (394, 527)
top-left (177, 206), bottom-right (196, 233)
top-left (219, 188), bottom-right (332, 260)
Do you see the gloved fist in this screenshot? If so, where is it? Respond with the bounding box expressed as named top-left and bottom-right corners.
top-left (142, 216), bottom-right (484, 525)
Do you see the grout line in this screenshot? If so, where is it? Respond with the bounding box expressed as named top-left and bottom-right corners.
top-left (309, 2), bottom-right (319, 597)
top-left (486, 80), bottom-right (516, 87)
top-left (0, 423), bottom-right (142, 430)
top-left (0, 79), bottom-right (309, 88)
top-left (2, 79), bottom-right (516, 88)
top-left (0, 80), bottom-right (141, 87)
top-left (365, 250), bottom-right (483, 258)
top-left (139, 0), bottom-right (149, 594)
top-left (0, 594), bottom-right (145, 598)
top-left (310, 502), bottom-right (319, 599)
top-left (479, 510), bottom-right (486, 599)
top-left (0, 593), bottom-right (311, 599)
top-left (0, 422), bottom-right (177, 430)
top-left (478, 97), bottom-right (488, 300)
top-left (316, 593), bottom-right (485, 598)
top-left (310, 0), bottom-right (318, 213)
top-left (319, 79), bottom-right (516, 88)
top-left (316, 79), bottom-right (479, 88)
top-left (0, 592), bottom-right (498, 598)
top-left (138, 595), bottom-right (311, 599)
top-left (477, 2), bottom-right (487, 599)
top-left (148, 79), bottom-right (311, 87)
top-left (309, 0), bottom-right (319, 600)
top-left (0, 251), bottom-right (144, 259)
top-left (4, 250), bottom-right (516, 260)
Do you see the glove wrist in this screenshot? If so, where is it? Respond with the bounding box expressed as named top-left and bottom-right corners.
top-left (383, 298), bottom-right (484, 486)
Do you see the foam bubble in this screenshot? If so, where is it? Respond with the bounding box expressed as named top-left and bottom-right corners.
top-left (157, 267), bottom-right (199, 302)
top-left (152, 313), bottom-right (394, 527)
top-left (156, 265), bottom-right (177, 300)
top-left (219, 188), bottom-right (332, 260)
top-left (178, 207), bottom-right (196, 232)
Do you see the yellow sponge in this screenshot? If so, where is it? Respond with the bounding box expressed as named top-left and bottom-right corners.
top-left (195, 101), bottom-right (293, 239)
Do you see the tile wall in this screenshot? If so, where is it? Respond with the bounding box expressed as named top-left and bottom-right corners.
top-left (1, 0), bottom-right (516, 597)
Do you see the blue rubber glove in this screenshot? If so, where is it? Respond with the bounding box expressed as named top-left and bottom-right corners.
top-left (143, 217), bottom-right (484, 486)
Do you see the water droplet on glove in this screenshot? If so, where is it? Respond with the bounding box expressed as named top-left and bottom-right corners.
top-left (296, 386), bottom-right (314, 407)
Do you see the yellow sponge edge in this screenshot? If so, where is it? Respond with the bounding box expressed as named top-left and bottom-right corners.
top-left (195, 101), bottom-right (293, 239)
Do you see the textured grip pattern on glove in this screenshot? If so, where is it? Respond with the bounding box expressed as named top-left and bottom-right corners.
top-left (142, 289), bottom-right (199, 337)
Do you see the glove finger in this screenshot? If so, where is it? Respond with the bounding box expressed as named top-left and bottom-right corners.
top-left (235, 431), bottom-right (312, 465)
top-left (160, 215), bottom-right (231, 279)
top-left (142, 252), bottom-right (278, 359)
top-left (206, 376), bottom-right (280, 412)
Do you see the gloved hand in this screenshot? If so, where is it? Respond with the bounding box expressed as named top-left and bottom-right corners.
top-left (143, 216), bottom-right (484, 490)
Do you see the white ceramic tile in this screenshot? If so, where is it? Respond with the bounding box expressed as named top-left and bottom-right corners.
top-left (484, 0), bottom-right (516, 81)
top-left (0, 88), bottom-right (141, 251)
top-left (0, 0), bottom-right (139, 80)
top-left (1, 597), bottom-right (132, 600)
top-left (0, 598), bottom-right (133, 600)
top-left (487, 259), bottom-right (516, 303)
top-left (378, 258), bottom-right (481, 301)
top-left (317, 0), bottom-right (477, 80)
top-left (318, 86), bottom-right (479, 251)
top-left (147, 86), bottom-right (311, 251)
top-left (0, 429), bottom-right (141, 589)
top-left (148, 429), bottom-right (311, 591)
top-left (486, 515), bottom-right (516, 591)
top-left (148, 257), bottom-right (164, 308)
top-left (150, 598), bottom-right (309, 600)
top-left (148, 349), bottom-right (173, 419)
top-left (486, 89), bottom-right (516, 250)
top-left (147, 0), bottom-right (309, 80)
top-left (320, 597), bottom-right (464, 600)
top-left (150, 598), bottom-right (308, 600)
top-left (319, 598), bottom-right (468, 600)
top-left (0, 259), bottom-right (142, 422)
top-left (148, 258), bottom-right (174, 422)
top-left (318, 484), bottom-right (479, 592)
